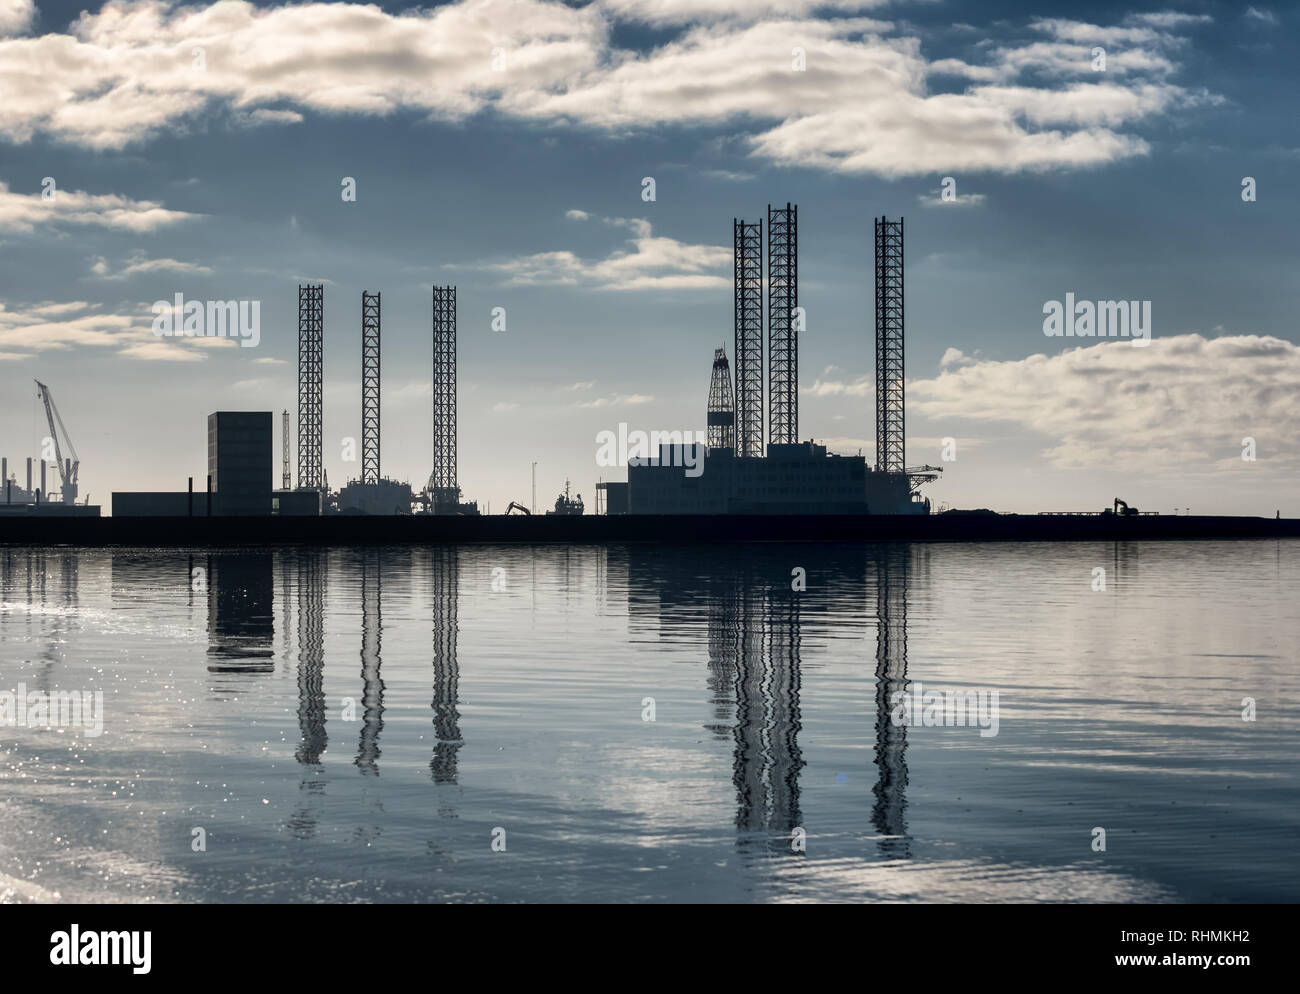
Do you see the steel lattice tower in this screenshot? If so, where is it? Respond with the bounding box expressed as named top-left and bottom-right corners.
top-left (296, 284), bottom-right (323, 490)
top-left (874, 217), bottom-right (905, 475)
top-left (767, 203), bottom-right (798, 446)
top-left (733, 219), bottom-right (764, 458)
top-left (361, 291), bottom-right (381, 485)
top-left (430, 285), bottom-right (457, 511)
top-left (281, 409), bottom-right (290, 490)
top-left (707, 347), bottom-right (736, 451)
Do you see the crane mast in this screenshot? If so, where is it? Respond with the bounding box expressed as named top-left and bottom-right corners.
top-left (34, 379), bottom-right (79, 504)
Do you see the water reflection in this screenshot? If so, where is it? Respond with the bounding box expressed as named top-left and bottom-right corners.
top-left (6, 542), bottom-right (1294, 902)
top-left (289, 548), bottom-right (327, 841)
top-left (631, 547), bottom-right (911, 853)
top-left (205, 553), bottom-right (274, 671)
top-left (355, 548), bottom-right (385, 776)
top-left (429, 546), bottom-right (462, 786)
top-left (871, 545), bottom-right (910, 857)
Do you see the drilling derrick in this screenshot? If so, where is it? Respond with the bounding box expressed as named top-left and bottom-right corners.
top-left (297, 284), bottom-right (324, 490)
top-left (430, 285), bottom-right (458, 513)
top-left (361, 291), bottom-right (381, 486)
top-left (707, 347), bottom-right (736, 451)
top-left (281, 409), bottom-right (290, 490)
top-left (767, 203), bottom-right (798, 447)
top-left (874, 217), bottom-right (905, 475)
top-left (733, 219), bottom-right (764, 458)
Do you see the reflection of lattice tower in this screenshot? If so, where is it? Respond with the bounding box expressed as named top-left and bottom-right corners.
top-left (295, 549), bottom-right (327, 767)
top-left (707, 347), bottom-right (736, 451)
top-left (296, 284), bottom-right (323, 490)
top-left (874, 217), bottom-right (905, 474)
top-left (356, 548), bottom-right (384, 776)
top-left (430, 286), bottom-right (458, 510)
top-left (767, 203), bottom-right (798, 446)
top-left (872, 544), bottom-right (910, 847)
top-left (361, 291), bottom-right (381, 485)
top-left (733, 220), bottom-right (764, 458)
top-left (732, 578), bottom-right (805, 838)
top-left (430, 546), bottom-right (461, 784)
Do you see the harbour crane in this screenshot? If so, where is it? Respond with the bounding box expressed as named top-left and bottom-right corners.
top-left (34, 379), bottom-right (79, 504)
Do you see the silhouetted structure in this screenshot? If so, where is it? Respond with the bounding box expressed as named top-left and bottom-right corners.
top-left (281, 409), bottom-right (290, 490)
top-left (297, 284), bottom-right (324, 490)
top-left (430, 285), bottom-right (458, 513)
top-left (875, 217), bottom-right (905, 475)
top-left (733, 219), bottom-right (764, 458)
top-left (207, 411), bottom-right (272, 515)
top-left (766, 203), bottom-right (798, 447)
top-left (361, 291), bottom-right (381, 486)
top-left (707, 347), bottom-right (736, 452)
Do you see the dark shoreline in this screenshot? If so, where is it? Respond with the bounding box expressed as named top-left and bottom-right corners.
top-left (2, 512), bottom-right (1297, 547)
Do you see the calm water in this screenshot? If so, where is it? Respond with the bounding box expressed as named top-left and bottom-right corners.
top-left (1, 541), bottom-right (1297, 903)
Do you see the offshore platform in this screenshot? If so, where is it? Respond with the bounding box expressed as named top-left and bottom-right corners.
top-left (623, 208), bottom-right (940, 515)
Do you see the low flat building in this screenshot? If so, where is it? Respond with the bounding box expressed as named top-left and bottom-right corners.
top-left (338, 478), bottom-right (414, 515)
top-left (113, 492), bottom-right (209, 517)
top-left (628, 442), bottom-right (925, 515)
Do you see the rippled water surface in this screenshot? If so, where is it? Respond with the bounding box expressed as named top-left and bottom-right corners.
top-left (1, 541), bottom-right (1297, 903)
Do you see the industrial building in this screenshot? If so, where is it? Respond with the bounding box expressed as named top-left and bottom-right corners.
top-left (208, 411), bottom-right (272, 515)
top-left (622, 208), bottom-right (938, 516)
top-left (115, 409), bottom-right (318, 517)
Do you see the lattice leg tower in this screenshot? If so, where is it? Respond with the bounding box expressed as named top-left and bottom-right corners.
top-left (361, 291), bottom-right (381, 485)
top-left (767, 203), bottom-right (798, 446)
top-left (296, 284), bottom-right (323, 490)
top-left (874, 217), bottom-right (905, 474)
top-left (733, 220), bottom-right (764, 458)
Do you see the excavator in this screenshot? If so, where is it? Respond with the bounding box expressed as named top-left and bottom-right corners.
top-left (505, 501), bottom-right (531, 515)
top-left (34, 379), bottom-right (80, 505)
top-left (1103, 497), bottom-right (1140, 517)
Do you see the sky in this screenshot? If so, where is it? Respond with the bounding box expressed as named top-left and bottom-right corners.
top-left (0, 0), bottom-right (1297, 516)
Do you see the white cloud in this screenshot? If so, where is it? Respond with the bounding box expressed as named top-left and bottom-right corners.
top-left (0, 1), bottom-right (1212, 177)
top-left (1245, 7), bottom-right (1279, 25)
top-left (0, 181), bottom-right (196, 234)
top-left (565, 209), bottom-right (590, 221)
top-left (597, 0), bottom-right (882, 27)
top-left (0, 297), bottom-right (227, 360)
top-left (474, 212), bottom-right (729, 291)
top-left (910, 334), bottom-right (1300, 474)
top-left (920, 188), bottom-right (986, 207)
top-left (0, 0), bottom-right (33, 36)
top-left (801, 373), bottom-right (871, 398)
top-left (578, 393), bottom-right (653, 407)
top-left (89, 252), bottom-right (213, 279)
